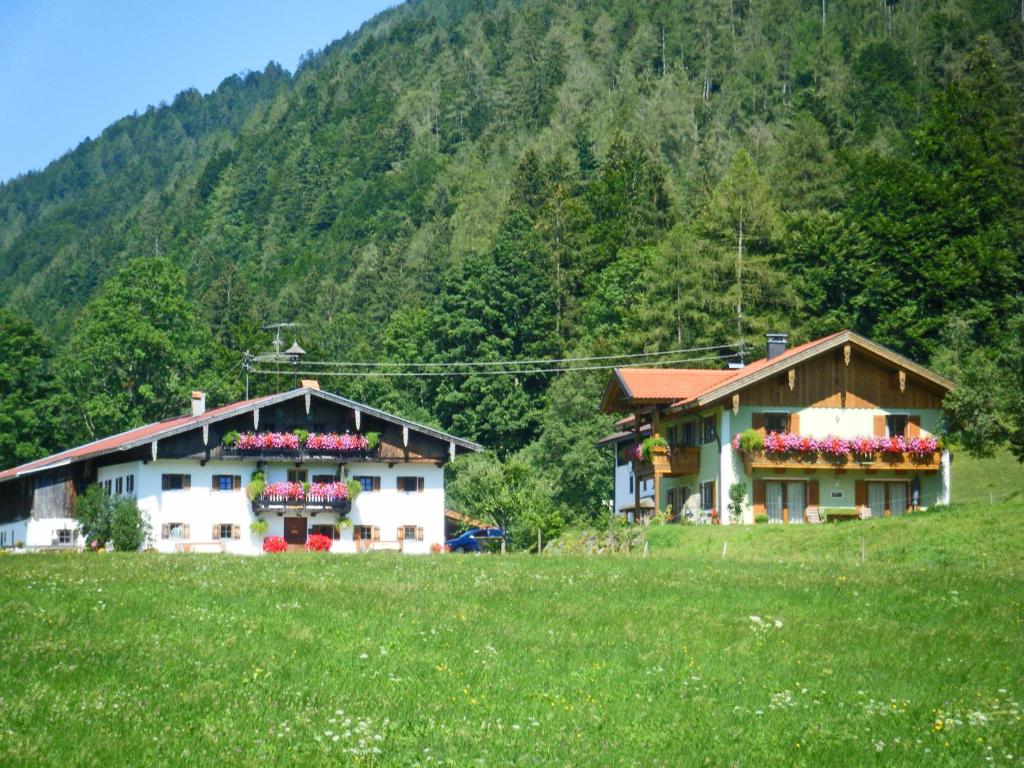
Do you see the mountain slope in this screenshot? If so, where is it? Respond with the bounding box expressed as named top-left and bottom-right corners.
top-left (0, 0), bottom-right (1021, 481)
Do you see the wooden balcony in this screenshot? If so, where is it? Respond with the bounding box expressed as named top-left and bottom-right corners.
top-left (251, 496), bottom-right (352, 515)
top-left (221, 447), bottom-right (380, 463)
top-left (633, 446), bottom-right (700, 478)
top-left (744, 451), bottom-right (941, 474)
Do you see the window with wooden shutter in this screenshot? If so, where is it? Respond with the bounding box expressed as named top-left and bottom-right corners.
top-left (763, 412), bottom-right (788, 433)
top-left (789, 413), bottom-right (800, 435)
top-left (182, 524), bottom-right (191, 539)
top-left (752, 413), bottom-right (764, 436)
top-left (212, 524), bottom-right (219, 539)
top-left (416, 526), bottom-right (424, 541)
top-left (212, 475), bottom-right (241, 491)
top-left (232, 525), bottom-right (241, 540)
top-left (886, 414), bottom-right (909, 438)
top-left (397, 527), bottom-right (404, 542)
top-left (397, 476), bottom-right (422, 493)
top-left (372, 527), bottom-right (380, 541)
top-left (354, 476), bottom-right (380, 493)
top-left (872, 415), bottom-right (886, 437)
top-left (907, 415), bottom-right (921, 437)
top-left (161, 523), bottom-right (170, 539)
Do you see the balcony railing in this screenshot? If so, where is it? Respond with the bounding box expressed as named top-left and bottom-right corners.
top-left (744, 450), bottom-right (941, 473)
top-left (633, 445), bottom-right (701, 478)
top-left (251, 495), bottom-right (352, 515)
top-left (222, 447), bottom-right (380, 462)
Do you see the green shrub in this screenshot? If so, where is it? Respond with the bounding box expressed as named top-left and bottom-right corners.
top-left (250, 519), bottom-right (268, 535)
top-left (293, 429), bottom-right (309, 445)
top-left (641, 436), bottom-right (669, 461)
top-left (109, 497), bottom-right (150, 551)
top-left (825, 508), bottom-right (860, 522)
top-left (755, 513), bottom-right (769, 524)
top-left (738, 429), bottom-right (764, 453)
top-left (75, 484), bottom-right (114, 546)
top-left (222, 430), bottom-right (240, 448)
top-left (728, 482), bottom-right (747, 522)
top-left (365, 431), bottom-right (381, 450)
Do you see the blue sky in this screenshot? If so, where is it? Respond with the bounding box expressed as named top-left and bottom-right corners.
top-left (0, 0), bottom-right (397, 182)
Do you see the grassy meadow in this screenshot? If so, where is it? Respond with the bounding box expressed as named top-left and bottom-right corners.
top-left (1, 503), bottom-right (1023, 766)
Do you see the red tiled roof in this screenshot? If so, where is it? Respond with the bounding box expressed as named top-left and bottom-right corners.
top-left (0, 395), bottom-right (275, 482)
top-left (616, 368), bottom-right (735, 402)
top-left (604, 331), bottom-right (856, 413)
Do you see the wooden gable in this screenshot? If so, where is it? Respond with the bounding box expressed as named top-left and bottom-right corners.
top-left (739, 347), bottom-right (944, 410)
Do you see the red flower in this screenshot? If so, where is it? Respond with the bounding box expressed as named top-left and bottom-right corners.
top-left (262, 535), bottom-right (288, 553)
top-left (306, 534), bottom-right (333, 552)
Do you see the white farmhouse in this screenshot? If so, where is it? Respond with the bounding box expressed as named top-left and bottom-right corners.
top-left (0, 384), bottom-right (481, 553)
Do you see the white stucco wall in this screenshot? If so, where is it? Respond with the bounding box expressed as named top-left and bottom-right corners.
top-left (91, 458), bottom-right (448, 554)
top-left (611, 444), bottom-right (654, 518)
top-left (0, 517), bottom-right (75, 549)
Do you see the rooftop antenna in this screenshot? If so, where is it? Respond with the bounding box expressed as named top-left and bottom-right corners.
top-left (245, 323), bottom-right (303, 395)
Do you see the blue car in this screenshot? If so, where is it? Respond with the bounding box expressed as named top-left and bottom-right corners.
top-left (446, 527), bottom-right (505, 553)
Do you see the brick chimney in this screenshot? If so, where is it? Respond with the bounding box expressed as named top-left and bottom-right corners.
top-left (766, 333), bottom-right (789, 361)
top-left (191, 391), bottom-right (206, 417)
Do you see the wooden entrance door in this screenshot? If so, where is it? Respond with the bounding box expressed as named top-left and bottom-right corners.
top-left (284, 517), bottom-right (307, 549)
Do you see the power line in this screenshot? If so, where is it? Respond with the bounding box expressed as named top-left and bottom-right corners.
top-left (248, 352), bottom-right (737, 378)
top-left (274, 343), bottom-right (741, 369)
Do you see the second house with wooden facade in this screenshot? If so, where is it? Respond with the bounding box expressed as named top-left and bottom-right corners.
top-left (599, 330), bottom-right (954, 524)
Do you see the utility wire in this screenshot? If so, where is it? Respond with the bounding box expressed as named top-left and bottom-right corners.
top-left (250, 353), bottom-right (738, 378)
top-left (270, 343), bottom-right (740, 369)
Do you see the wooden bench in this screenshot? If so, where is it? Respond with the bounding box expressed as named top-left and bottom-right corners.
top-left (173, 541), bottom-right (225, 553)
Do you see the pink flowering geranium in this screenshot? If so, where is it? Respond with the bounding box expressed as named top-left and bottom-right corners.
top-left (305, 432), bottom-right (370, 453)
top-left (880, 435), bottom-right (907, 454)
top-left (848, 435), bottom-right (879, 456)
top-left (307, 482), bottom-right (348, 501)
top-left (624, 444), bottom-right (644, 461)
top-left (262, 481), bottom-right (305, 500)
top-left (817, 435), bottom-right (848, 458)
top-left (905, 436), bottom-right (939, 457)
top-left (236, 432), bottom-right (301, 451)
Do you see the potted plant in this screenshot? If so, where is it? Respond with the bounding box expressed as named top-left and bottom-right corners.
top-left (222, 430), bottom-right (240, 449)
top-left (250, 518), bottom-right (269, 535)
top-left (732, 429), bottom-right (764, 472)
top-left (641, 436), bottom-right (671, 473)
top-left (246, 471), bottom-right (266, 502)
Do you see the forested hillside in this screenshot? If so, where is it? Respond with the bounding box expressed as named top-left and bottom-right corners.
top-left (1, 0), bottom-right (1022, 525)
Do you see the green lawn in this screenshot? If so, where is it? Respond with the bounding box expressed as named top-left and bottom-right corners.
top-left (952, 447), bottom-right (1024, 505)
top-left (1, 505), bottom-right (1023, 766)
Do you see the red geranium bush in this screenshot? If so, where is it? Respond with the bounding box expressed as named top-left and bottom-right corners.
top-left (263, 535), bottom-right (288, 553)
top-left (306, 533), bottom-right (333, 552)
